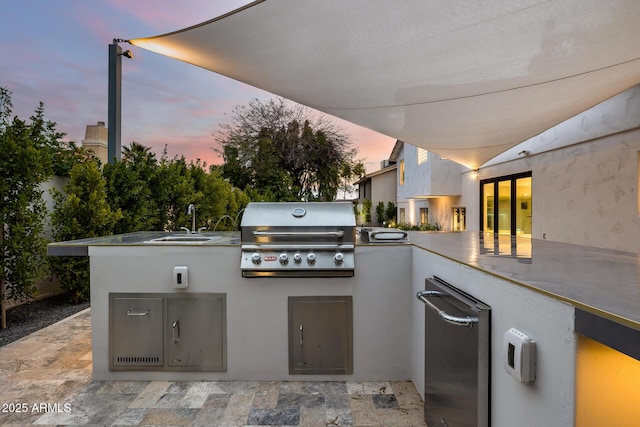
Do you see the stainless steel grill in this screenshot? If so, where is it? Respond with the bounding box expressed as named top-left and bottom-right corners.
top-left (240, 202), bottom-right (355, 277)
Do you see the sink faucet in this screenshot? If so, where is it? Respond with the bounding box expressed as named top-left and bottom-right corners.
top-left (186, 204), bottom-right (207, 236)
top-left (187, 204), bottom-right (196, 234)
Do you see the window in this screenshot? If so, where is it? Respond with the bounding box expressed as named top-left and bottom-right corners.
top-left (399, 160), bottom-right (405, 185)
top-left (480, 172), bottom-right (532, 235)
top-left (399, 208), bottom-right (406, 223)
top-left (419, 208), bottom-right (428, 224)
top-left (417, 148), bottom-right (428, 165)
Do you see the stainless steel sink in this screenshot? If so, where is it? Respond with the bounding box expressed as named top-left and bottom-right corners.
top-left (143, 235), bottom-right (222, 244)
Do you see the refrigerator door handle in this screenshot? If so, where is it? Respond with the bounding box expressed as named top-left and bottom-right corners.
top-left (416, 290), bottom-right (478, 327)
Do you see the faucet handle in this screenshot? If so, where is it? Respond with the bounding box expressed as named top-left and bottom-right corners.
top-left (180, 227), bottom-right (191, 235)
top-left (197, 227), bottom-right (207, 236)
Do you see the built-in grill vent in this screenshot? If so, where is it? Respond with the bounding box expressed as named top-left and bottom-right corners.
top-left (115, 355), bottom-right (162, 365)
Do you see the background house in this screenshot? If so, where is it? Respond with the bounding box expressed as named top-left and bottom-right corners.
top-left (395, 141), bottom-right (466, 230)
top-left (355, 160), bottom-right (396, 226)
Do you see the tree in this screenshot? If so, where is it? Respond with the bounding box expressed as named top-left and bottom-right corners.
top-left (186, 160), bottom-right (230, 231)
top-left (362, 198), bottom-right (372, 224)
top-left (385, 201), bottom-right (397, 224)
top-left (376, 201), bottom-right (386, 226)
top-left (0, 88), bottom-right (61, 328)
top-left (215, 97), bottom-right (365, 201)
top-left (338, 161), bottom-right (366, 199)
top-left (148, 150), bottom-right (195, 231)
top-left (104, 143), bottom-right (249, 234)
top-left (103, 142), bottom-right (158, 234)
top-left (50, 161), bottom-right (122, 303)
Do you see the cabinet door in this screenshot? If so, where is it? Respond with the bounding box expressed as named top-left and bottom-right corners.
top-left (289, 296), bottom-right (353, 374)
top-left (166, 294), bottom-right (226, 371)
top-left (110, 296), bottom-right (164, 368)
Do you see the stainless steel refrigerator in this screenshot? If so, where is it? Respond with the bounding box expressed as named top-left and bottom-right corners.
top-left (417, 276), bottom-right (491, 426)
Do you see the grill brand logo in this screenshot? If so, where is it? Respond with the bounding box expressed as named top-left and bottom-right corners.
top-left (264, 256), bottom-right (278, 262)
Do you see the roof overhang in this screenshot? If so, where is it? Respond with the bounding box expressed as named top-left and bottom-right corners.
top-left (388, 140), bottom-right (404, 163)
top-left (130, 0), bottom-right (640, 168)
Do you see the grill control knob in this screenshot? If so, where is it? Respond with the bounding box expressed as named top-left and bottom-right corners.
top-left (251, 253), bottom-right (261, 264)
top-left (279, 253), bottom-right (289, 265)
top-left (334, 252), bottom-right (345, 265)
top-left (306, 253), bottom-right (317, 265)
top-left (293, 253), bottom-right (303, 264)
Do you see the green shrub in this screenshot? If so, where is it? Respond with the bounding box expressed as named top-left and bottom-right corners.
top-left (50, 161), bottom-right (121, 303)
top-left (362, 199), bottom-right (372, 223)
top-left (396, 222), bottom-right (440, 231)
top-left (376, 201), bottom-right (386, 226)
top-left (385, 201), bottom-right (396, 224)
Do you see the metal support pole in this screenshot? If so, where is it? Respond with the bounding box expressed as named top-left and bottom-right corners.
top-left (108, 41), bottom-right (122, 164)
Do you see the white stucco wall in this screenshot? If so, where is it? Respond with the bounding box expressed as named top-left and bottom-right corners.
top-left (426, 196), bottom-right (462, 230)
top-left (89, 244), bottom-right (413, 381)
top-left (398, 146), bottom-right (464, 201)
top-left (41, 175), bottom-right (68, 239)
top-left (534, 130), bottom-right (640, 250)
top-left (398, 144), bottom-right (429, 200)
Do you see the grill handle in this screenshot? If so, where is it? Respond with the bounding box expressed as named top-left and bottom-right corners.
top-left (416, 290), bottom-right (478, 328)
top-left (252, 231), bottom-right (344, 238)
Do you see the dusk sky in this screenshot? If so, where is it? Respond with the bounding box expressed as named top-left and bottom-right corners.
top-left (1, 0), bottom-right (395, 171)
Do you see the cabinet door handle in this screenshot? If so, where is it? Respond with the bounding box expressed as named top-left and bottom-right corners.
top-left (299, 323), bottom-right (304, 347)
top-left (172, 320), bottom-right (180, 343)
top-left (126, 310), bottom-right (150, 316)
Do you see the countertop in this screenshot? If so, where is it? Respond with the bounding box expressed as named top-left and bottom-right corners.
top-left (407, 231), bottom-right (640, 331)
top-left (45, 230), bottom-right (396, 256)
top-left (47, 230), bottom-right (640, 331)
top-left (46, 231), bottom-right (241, 256)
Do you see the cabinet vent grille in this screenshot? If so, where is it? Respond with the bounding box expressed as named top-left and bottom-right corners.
top-left (116, 355), bottom-right (161, 365)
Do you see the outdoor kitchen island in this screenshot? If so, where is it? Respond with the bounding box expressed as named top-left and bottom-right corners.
top-left (48, 225), bottom-right (640, 426)
top-left (49, 225), bottom-right (414, 383)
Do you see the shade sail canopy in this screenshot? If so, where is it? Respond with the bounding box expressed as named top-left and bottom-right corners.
top-left (130, 0), bottom-right (640, 168)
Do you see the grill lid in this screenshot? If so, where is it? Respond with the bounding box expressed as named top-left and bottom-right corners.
top-left (241, 202), bottom-right (355, 227)
top-left (241, 202), bottom-right (356, 244)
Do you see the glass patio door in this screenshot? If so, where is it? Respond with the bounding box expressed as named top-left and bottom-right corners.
top-left (481, 172), bottom-right (531, 235)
